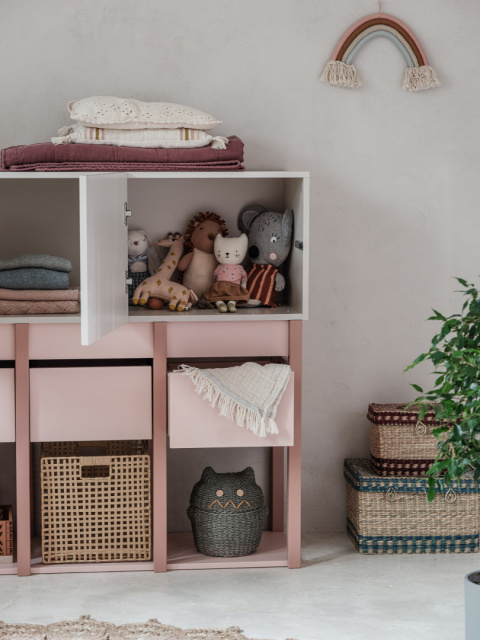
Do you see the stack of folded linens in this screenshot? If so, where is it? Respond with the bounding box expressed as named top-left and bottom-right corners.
top-left (0, 254), bottom-right (80, 314)
top-left (1, 97), bottom-right (245, 171)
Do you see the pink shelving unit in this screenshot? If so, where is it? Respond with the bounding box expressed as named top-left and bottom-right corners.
top-left (0, 171), bottom-right (309, 575)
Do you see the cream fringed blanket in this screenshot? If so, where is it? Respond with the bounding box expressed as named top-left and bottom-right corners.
top-left (178, 362), bottom-right (291, 438)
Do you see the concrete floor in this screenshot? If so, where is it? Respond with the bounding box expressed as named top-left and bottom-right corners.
top-left (0, 533), bottom-right (476, 640)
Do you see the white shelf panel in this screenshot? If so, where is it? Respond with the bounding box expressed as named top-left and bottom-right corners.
top-left (167, 531), bottom-right (288, 570)
top-left (128, 305), bottom-right (303, 322)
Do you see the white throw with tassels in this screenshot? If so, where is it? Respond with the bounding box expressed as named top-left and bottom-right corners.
top-left (178, 362), bottom-right (292, 438)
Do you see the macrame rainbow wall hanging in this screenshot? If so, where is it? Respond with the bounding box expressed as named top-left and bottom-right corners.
top-left (321, 10), bottom-right (440, 91)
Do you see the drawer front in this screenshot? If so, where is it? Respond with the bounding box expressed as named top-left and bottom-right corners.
top-left (0, 369), bottom-right (15, 442)
top-left (29, 323), bottom-right (153, 359)
top-left (0, 325), bottom-right (15, 360)
top-left (168, 372), bottom-right (294, 448)
top-left (30, 366), bottom-right (152, 442)
top-left (166, 321), bottom-right (289, 359)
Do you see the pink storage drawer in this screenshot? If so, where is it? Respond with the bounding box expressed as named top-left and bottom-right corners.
top-left (0, 326), bottom-right (15, 360)
top-left (166, 321), bottom-right (289, 359)
top-left (168, 371), bottom-right (294, 448)
top-left (30, 366), bottom-right (152, 442)
top-left (0, 369), bottom-right (15, 442)
top-left (29, 323), bottom-right (153, 359)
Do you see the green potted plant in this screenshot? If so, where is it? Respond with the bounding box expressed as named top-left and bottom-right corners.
top-left (405, 277), bottom-right (480, 640)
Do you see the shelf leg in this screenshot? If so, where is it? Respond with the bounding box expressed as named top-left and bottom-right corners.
top-left (153, 323), bottom-right (168, 572)
top-left (15, 324), bottom-right (31, 576)
top-left (287, 320), bottom-right (302, 568)
top-left (271, 448), bottom-right (285, 532)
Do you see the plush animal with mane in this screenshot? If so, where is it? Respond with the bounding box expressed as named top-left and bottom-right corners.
top-left (132, 233), bottom-right (197, 311)
top-left (177, 211), bottom-right (228, 300)
top-left (238, 204), bottom-right (293, 308)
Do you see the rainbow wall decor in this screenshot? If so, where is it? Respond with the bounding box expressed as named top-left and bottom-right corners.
top-left (321, 11), bottom-right (440, 91)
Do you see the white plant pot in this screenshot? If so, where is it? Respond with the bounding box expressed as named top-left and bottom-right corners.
top-left (465, 571), bottom-right (480, 639)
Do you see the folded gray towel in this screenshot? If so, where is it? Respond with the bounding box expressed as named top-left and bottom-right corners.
top-left (0, 254), bottom-right (72, 272)
top-left (0, 268), bottom-right (69, 290)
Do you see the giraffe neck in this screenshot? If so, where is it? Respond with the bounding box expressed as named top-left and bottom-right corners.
top-left (156, 239), bottom-right (183, 281)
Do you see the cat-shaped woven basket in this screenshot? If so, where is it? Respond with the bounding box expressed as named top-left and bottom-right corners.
top-left (187, 466), bottom-right (268, 557)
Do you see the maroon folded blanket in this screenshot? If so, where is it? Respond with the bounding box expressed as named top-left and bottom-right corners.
top-left (1, 136), bottom-right (245, 172)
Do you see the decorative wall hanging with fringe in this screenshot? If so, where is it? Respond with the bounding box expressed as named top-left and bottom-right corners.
top-left (320, 6), bottom-right (440, 91)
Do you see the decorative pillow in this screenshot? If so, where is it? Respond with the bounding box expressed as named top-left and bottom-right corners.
top-left (52, 124), bottom-right (228, 150)
top-left (67, 96), bottom-right (222, 130)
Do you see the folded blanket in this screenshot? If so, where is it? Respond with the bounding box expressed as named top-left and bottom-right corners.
top-left (0, 287), bottom-right (79, 301)
top-left (0, 300), bottom-right (80, 314)
top-left (178, 362), bottom-right (291, 437)
top-left (1, 136), bottom-right (245, 172)
top-left (0, 268), bottom-right (69, 290)
top-left (0, 254), bottom-right (72, 272)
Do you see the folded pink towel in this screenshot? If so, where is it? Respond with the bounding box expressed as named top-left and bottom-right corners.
top-left (0, 300), bottom-right (80, 314)
top-left (1, 136), bottom-right (245, 172)
top-left (0, 287), bottom-right (80, 301)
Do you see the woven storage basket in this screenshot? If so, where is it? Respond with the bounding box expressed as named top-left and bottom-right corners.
top-left (345, 458), bottom-right (479, 554)
top-left (41, 440), bottom-right (146, 457)
top-left (41, 453), bottom-right (151, 564)
top-left (187, 467), bottom-right (268, 557)
top-left (0, 505), bottom-right (13, 563)
top-left (368, 403), bottom-right (446, 477)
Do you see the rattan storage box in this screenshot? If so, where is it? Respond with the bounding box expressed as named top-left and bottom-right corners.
top-left (368, 402), bottom-right (444, 477)
top-left (0, 505), bottom-right (13, 563)
top-left (345, 458), bottom-right (479, 554)
top-left (41, 453), bottom-right (151, 564)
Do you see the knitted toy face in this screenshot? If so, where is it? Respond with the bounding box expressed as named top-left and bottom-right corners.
top-left (190, 466), bottom-right (265, 513)
top-left (214, 233), bottom-right (248, 266)
top-left (128, 229), bottom-right (148, 257)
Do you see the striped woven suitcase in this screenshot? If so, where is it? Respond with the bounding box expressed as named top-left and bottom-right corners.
top-left (345, 458), bottom-right (479, 554)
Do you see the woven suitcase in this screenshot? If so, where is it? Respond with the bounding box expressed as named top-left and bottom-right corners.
top-left (345, 458), bottom-right (479, 554)
top-left (368, 402), bottom-right (445, 476)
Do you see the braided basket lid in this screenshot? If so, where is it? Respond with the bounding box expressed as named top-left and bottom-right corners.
top-left (367, 403), bottom-right (441, 426)
top-left (189, 467), bottom-right (265, 513)
top-left (46, 616), bottom-right (114, 640)
top-left (0, 622), bottom-right (46, 640)
top-left (344, 458), bottom-right (478, 494)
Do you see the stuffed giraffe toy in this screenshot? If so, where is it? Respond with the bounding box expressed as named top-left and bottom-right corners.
top-left (132, 233), bottom-right (198, 311)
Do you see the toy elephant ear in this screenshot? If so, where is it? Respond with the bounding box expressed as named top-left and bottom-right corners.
top-left (283, 208), bottom-right (294, 244)
top-left (237, 204), bottom-right (268, 234)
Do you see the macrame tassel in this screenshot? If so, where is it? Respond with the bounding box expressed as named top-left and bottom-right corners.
top-left (403, 65), bottom-right (440, 91)
top-left (51, 135), bottom-right (72, 145)
top-left (320, 60), bottom-right (361, 88)
top-left (210, 136), bottom-right (228, 150)
top-left (51, 125), bottom-right (73, 145)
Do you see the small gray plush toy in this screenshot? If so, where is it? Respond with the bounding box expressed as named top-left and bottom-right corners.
top-left (127, 228), bottom-right (160, 275)
top-left (238, 204), bottom-right (293, 307)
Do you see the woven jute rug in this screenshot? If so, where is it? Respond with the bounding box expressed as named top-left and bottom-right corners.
top-left (0, 615), bottom-right (298, 640)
